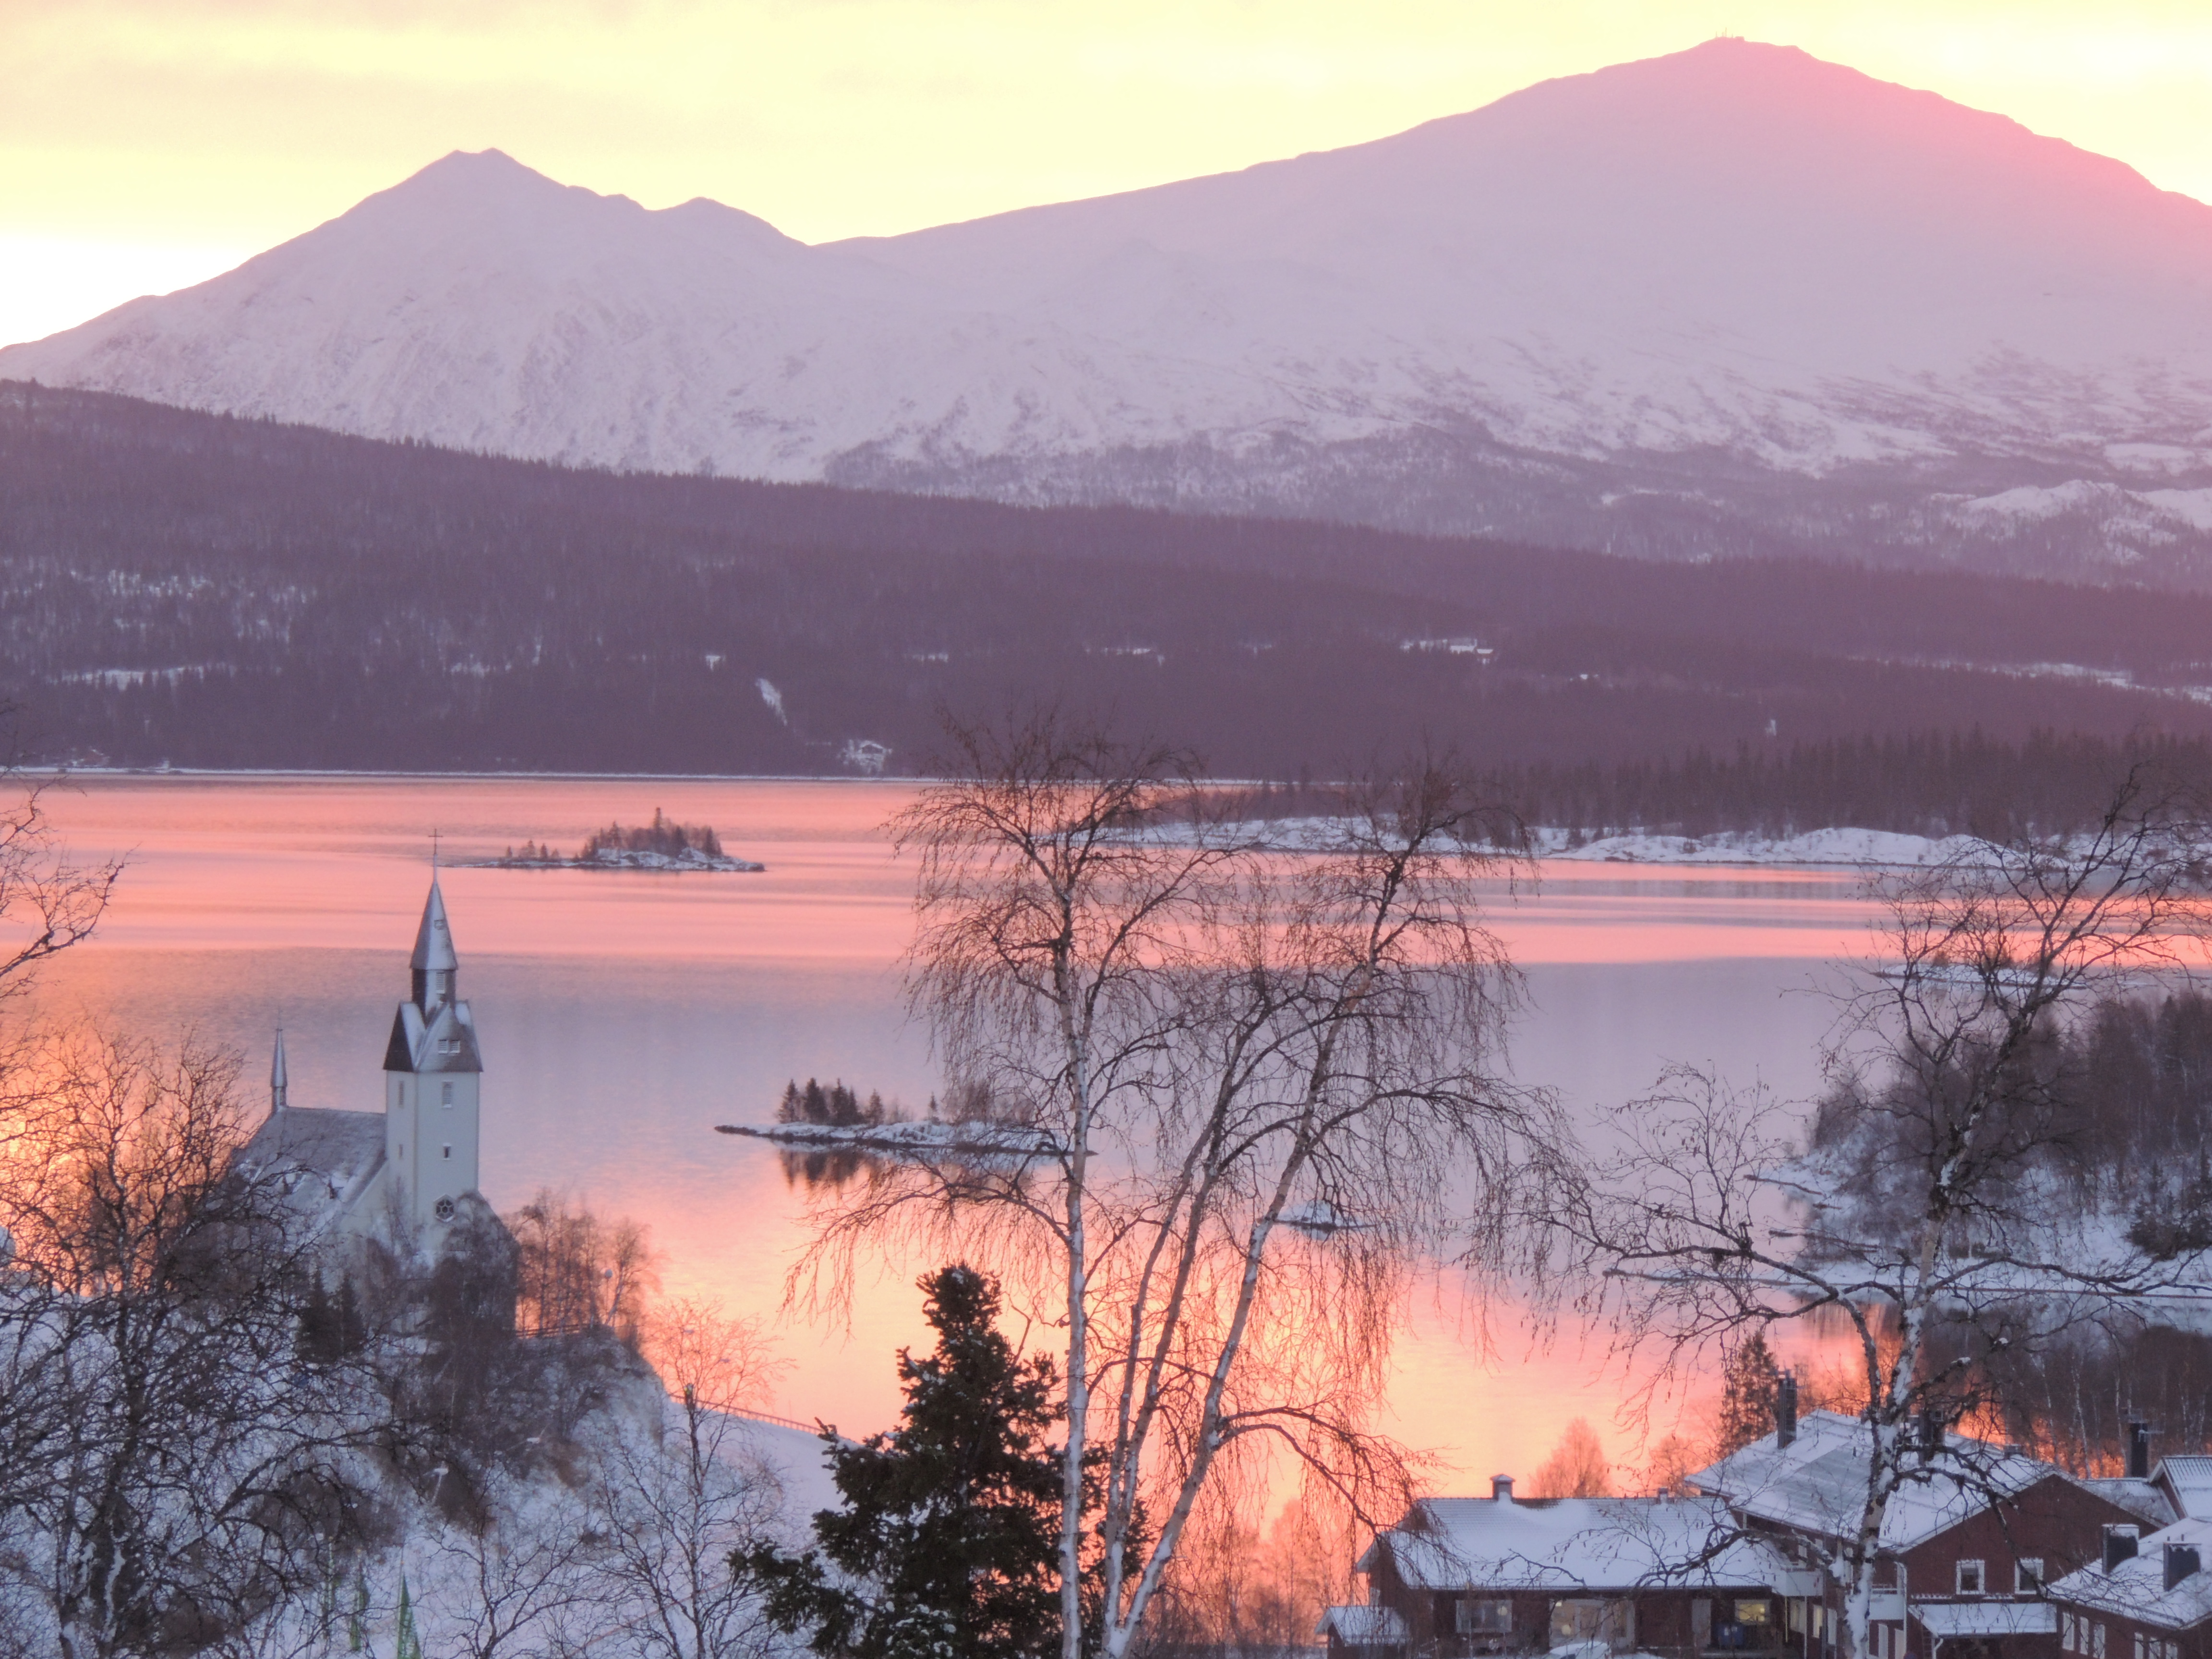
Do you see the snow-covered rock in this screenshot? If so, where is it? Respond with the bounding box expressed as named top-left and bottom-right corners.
top-left (8, 39), bottom-right (2212, 568)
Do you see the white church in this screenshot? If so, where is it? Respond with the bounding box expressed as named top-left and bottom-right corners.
top-left (242, 871), bottom-right (486, 1248)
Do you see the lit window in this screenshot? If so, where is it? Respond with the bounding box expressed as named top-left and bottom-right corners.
top-left (1456, 1600), bottom-right (1511, 1635)
top-left (1735, 1602), bottom-right (1771, 1627)
top-left (1957, 1561), bottom-right (1984, 1595)
top-left (2018, 1560), bottom-right (2044, 1593)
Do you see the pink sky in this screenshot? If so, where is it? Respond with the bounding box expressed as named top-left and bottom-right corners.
top-left (4, 1), bottom-right (2211, 347)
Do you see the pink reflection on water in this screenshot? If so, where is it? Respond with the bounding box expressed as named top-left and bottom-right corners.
top-left (21, 775), bottom-right (1885, 1487)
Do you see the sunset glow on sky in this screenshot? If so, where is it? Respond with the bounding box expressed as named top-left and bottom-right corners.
top-left (5, 0), bottom-right (2212, 347)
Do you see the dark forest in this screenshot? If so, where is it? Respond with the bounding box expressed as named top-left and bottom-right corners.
top-left (9, 381), bottom-right (2212, 832)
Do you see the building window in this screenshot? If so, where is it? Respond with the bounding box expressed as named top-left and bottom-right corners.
top-left (2017, 1559), bottom-right (2044, 1593)
top-left (2093, 1623), bottom-right (2106, 1659)
top-left (2065, 1612), bottom-right (2078, 1652)
top-left (1956, 1561), bottom-right (1984, 1595)
top-left (1734, 1601), bottom-right (1771, 1628)
top-left (2133, 1635), bottom-right (2146, 1659)
top-left (442, 1081), bottom-right (454, 1106)
top-left (441, 1144), bottom-right (451, 1160)
top-left (1550, 1599), bottom-right (1633, 1651)
top-left (1456, 1599), bottom-right (1512, 1635)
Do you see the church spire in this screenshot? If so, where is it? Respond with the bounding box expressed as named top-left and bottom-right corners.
top-left (409, 875), bottom-right (459, 1010)
top-left (269, 1026), bottom-right (289, 1116)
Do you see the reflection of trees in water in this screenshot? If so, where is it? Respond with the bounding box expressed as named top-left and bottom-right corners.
top-left (777, 1146), bottom-right (881, 1192)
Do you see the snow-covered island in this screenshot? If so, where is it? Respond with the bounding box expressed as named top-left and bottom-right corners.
top-left (469, 809), bottom-right (764, 872)
top-left (716, 1118), bottom-right (1069, 1159)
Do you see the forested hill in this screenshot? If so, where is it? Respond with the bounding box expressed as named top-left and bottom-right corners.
top-left (9, 380), bottom-right (2212, 801)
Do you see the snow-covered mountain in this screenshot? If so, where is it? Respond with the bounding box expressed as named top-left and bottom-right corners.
top-left (11, 38), bottom-right (2212, 578)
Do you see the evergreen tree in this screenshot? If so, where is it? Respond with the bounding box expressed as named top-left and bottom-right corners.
top-left (1711, 1328), bottom-right (1784, 1455)
top-left (395, 1575), bottom-right (422, 1659)
top-left (738, 1264), bottom-right (1063, 1659)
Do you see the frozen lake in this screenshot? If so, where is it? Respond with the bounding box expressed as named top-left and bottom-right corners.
top-left (20, 773), bottom-right (1884, 1487)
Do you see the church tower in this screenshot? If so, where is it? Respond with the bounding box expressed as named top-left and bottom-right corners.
top-left (382, 874), bottom-right (483, 1233)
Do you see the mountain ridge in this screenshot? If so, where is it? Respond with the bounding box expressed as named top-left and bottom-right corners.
top-left (10, 38), bottom-right (2212, 582)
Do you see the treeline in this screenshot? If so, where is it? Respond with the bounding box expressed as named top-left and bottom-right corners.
top-left (1814, 985), bottom-right (2212, 1244)
top-left (579, 810), bottom-right (724, 861)
top-left (1479, 730), bottom-right (2212, 840)
top-left (12, 381), bottom-right (2212, 786)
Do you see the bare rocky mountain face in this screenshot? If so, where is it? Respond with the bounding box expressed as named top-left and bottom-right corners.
top-left (9, 38), bottom-right (2212, 582)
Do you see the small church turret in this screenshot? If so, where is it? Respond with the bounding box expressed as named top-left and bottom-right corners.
top-left (270, 1026), bottom-right (289, 1117)
top-left (384, 874), bottom-right (483, 1236)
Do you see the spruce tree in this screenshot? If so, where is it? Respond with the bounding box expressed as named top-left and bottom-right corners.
top-left (738, 1264), bottom-right (1063, 1659)
top-left (1711, 1328), bottom-right (1784, 1455)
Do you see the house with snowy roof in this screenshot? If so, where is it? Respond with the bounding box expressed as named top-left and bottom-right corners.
top-left (1334, 1476), bottom-right (1796, 1659)
top-left (2043, 1447), bottom-right (2212, 1659)
top-left (2046, 1515), bottom-right (2209, 1659)
top-left (1328, 1381), bottom-right (2185, 1659)
top-left (235, 872), bottom-right (490, 1252)
top-left (1690, 1404), bottom-right (2151, 1659)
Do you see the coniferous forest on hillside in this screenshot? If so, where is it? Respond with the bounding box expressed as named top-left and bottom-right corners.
top-left (11, 380), bottom-right (2212, 832)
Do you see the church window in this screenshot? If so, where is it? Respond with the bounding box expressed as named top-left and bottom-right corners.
top-left (442, 1081), bottom-right (454, 1106)
top-left (442, 1144), bottom-right (451, 1160)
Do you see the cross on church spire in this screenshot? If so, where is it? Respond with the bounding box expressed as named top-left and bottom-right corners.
top-left (430, 828), bottom-right (441, 867)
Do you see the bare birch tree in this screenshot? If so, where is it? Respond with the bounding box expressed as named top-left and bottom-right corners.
top-left (436, 1476), bottom-right (602, 1659)
top-left (1576, 767), bottom-right (2212, 1659)
top-left (586, 1301), bottom-right (785, 1659)
top-left (794, 715), bottom-right (1571, 1659)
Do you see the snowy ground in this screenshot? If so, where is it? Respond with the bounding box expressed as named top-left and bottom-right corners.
top-left (1209, 819), bottom-right (1972, 868)
top-left (1530, 827), bottom-right (1974, 866)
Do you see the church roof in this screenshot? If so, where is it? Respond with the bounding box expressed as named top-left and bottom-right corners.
top-left (410, 876), bottom-right (459, 972)
top-left (385, 996), bottom-right (483, 1074)
top-left (235, 1106), bottom-right (386, 1222)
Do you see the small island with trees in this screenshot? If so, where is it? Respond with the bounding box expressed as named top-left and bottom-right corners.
top-left (478, 809), bottom-right (764, 872)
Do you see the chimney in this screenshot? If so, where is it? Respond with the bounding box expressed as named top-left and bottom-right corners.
top-left (1492, 1475), bottom-right (1515, 1503)
top-left (2104, 1527), bottom-right (2140, 1573)
top-left (2128, 1421), bottom-right (2152, 1480)
top-left (1918, 1412), bottom-right (1944, 1464)
top-left (2165, 1545), bottom-right (2201, 1592)
top-left (1776, 1372), bottom-right (1799, 1448)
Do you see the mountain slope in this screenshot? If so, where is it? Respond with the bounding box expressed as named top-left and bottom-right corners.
top-left (9, 39), bottom-right (2212, 578)
top-left (15, 383), bottom-right (2212, 783)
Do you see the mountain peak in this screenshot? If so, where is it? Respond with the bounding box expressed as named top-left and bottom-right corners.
top-left (6, 39), bottom-right (2211, 581)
